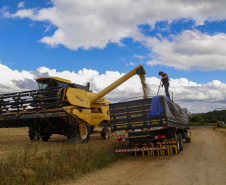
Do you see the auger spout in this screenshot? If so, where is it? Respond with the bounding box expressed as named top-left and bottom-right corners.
top-left (89, 64), bottom-right (146, 104)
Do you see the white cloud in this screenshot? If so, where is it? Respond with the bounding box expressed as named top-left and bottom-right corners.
top-left (12, 9), bottom-right (35, 18)
top-left (4, 0), bottom-right (226, 71)
top-left (0, 6), bottom-right (11, 18)
top-left (134, 55), bottom-right (146, 60)
top-left (18, 2), bottom-right (25, 8)
top-left (126, 62), bottom-right (136, 66)
top-left (0, 63), bottom-right (226, 113)
top-left (9, 0), bottom-right (226, 50)
top-left (146, 30), bottom-right (226, 71)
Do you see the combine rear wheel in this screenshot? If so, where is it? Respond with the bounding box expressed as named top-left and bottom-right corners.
top-left (101, 127), bottom-right (110, 140)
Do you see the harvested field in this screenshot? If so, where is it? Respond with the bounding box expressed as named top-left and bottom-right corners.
top-left (1, 127), bottom-right (226, 185)
top-left (0, 127), bottom-right (114, 160)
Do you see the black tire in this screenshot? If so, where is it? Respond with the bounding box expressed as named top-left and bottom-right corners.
top-left (101, 127), bottom-right (110, 140)
top-left (178, 133), bottom-right (184, 151)
top-left (28, 127), bottom-right (40, 141)
top-left (176, 134), bottom-right (180, 154)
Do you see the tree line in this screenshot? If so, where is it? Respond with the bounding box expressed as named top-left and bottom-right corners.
top-left (189, 110), bottom-right (226, 124)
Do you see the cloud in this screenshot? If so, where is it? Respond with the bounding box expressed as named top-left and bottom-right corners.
top-left (126, 62), bottom-right (136, 66)
top-left (146, 30), bottom-right (226, 71)
top-left (4, 0), bottom-right (226, 71)
top-left (0, 63), bottom-right (226, 113)
top-left (134, 55), bottom-right (146, 60)
top-left (9, 0), bottom-right (226, 50)
top-left (18, 2), bottom-right (25, 8)
top-left (0, 6), bottom-right (11, 18)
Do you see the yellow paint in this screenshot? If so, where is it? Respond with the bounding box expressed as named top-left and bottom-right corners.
top-left (66, 88), bottom-right (90, 108)
top-left (36, 76), bottom-right (71, 84)
top-left (79, 124), bottom-right (87, 136)
top-left (89, 64), bottom-right (145, 104)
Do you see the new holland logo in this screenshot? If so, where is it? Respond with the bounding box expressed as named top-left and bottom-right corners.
top-left (76, 96), bottom-right (83, 102)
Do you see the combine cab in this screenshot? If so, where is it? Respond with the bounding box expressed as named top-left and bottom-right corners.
top-left (0, 64), bottom-right (146, 142)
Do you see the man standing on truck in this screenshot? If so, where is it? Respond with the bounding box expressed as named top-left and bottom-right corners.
top-left (159, 71), bottom-right (170, 99)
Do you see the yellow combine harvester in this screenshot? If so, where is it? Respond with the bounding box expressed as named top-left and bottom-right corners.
top-left (0, 65), bottom-right (146, 142)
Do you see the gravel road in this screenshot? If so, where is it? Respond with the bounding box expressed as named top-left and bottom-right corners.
top-left (66, 127), bottom-right (226, 185)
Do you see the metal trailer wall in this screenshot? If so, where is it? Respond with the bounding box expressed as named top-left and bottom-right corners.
top-left (110, 96), bottom-right (189, 132)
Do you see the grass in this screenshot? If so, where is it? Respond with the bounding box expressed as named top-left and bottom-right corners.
top-left (0, 141), bottom-right (129, 185)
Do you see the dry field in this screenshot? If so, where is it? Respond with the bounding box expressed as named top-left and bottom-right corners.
top-left (0, 127), bottom-right (117, 160)
top-left (1, 127), bottom-right (226, 185)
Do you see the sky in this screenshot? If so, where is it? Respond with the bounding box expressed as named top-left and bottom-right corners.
top-left (0, 0), bottom-right (226, 113)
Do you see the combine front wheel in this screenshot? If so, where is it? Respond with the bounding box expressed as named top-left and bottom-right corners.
top-left (101, 127), bottom-right (110, 140)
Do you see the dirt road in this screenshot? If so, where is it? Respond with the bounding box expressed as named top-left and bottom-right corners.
top-left (66, 127), bottom-right (226, 185)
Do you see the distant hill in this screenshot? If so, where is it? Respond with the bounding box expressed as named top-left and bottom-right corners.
top-left (190, 110), bottom-right (226, 123)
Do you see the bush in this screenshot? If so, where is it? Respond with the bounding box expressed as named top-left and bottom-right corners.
top-left (189, 115), bottom-right (204, 124)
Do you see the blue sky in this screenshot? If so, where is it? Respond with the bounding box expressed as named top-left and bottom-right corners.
top-left (1, 0), bottom-right (226, 113)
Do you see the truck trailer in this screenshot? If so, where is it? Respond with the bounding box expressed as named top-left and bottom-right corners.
top-left (110, 95), bottom-right (191, 156)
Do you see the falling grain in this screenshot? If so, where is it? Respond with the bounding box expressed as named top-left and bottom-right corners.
top-left (139, 74), bottom-right (149, 99)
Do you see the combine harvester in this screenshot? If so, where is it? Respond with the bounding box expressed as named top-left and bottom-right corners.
top-left (110, 95), bottom-right (191, 156)
top-left (0, 65), bottom-right (145, 142)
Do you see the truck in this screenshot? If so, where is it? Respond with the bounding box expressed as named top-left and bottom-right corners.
top-left (0, 64), bottom-right (146, 143)
top-left (110, 95), bottom-right (191, 156)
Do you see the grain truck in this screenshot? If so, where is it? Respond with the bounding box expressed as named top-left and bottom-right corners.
top-left (110, 95), bottom-right (191, 156)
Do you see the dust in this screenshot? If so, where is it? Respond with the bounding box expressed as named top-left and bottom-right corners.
top-left (139, 74), bottom-right (149, 99)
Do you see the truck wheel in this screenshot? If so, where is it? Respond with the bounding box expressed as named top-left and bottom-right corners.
top-left (176, 134), bottom-right (180, 154)
top-left (79, 123), bottom-right (90, 143)
top-left (101, 127), bottom-right (110, 140)
top-left (28, 127), bottom-right (40, 141)
top-left (178, 133), bottom-right (184, 151)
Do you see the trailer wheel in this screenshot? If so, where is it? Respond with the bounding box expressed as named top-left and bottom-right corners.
top-left (79, 123), bottom-right (91, 143)
top-left (28, 127), bottom-right (40, 141)
top-left (176, 134), bottom-right (180, 154)
top-left (101, 127), bottom-right (110, 140)
top-left (178, 133), bottom-right (184, 151)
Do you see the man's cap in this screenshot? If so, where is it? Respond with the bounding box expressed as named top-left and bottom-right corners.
top-left (159, 71), bottom-right (164, 75)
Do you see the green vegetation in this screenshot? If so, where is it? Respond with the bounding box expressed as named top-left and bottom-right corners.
top-left (189, 110), bottom-right (226, 126)
top-left (0, 141), bottom-right (128, 185)
top-left (99, 122), bottom-right (111, 127)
